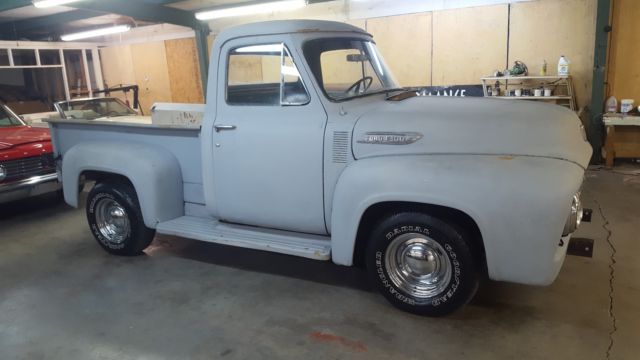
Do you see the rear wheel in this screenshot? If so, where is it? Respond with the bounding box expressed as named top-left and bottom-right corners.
top-left (86, 181), bottom-right (155, 256)
top-left (366, 212), bottom-right (479, 316)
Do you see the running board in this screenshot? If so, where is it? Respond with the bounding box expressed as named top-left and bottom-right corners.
top-left (156, 216), bottom-right (331, 260)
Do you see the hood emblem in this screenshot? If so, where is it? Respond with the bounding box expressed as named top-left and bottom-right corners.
top-left (0, 165), bottom-right (6, 181)
top-left (357, 132), bottom-right (423, 145)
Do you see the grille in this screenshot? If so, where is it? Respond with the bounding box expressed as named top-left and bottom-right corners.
top-left (0, 154), bottom-right (55, 183)
top-left (332, 131), bottom-right (350, 164)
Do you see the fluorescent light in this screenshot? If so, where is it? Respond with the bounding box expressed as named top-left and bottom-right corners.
top-left (33, 0), bottom-right (82, 8)
top-left (61, 25), bottom-right (131, 41)
top-left (195, 0), bottom-right (306, 20)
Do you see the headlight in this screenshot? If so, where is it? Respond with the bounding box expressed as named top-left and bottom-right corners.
top-left (562, 193), bottom-right (583, 236)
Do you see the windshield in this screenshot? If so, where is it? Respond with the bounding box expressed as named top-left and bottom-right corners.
top-left (57, 98), bottom-right (136, 120)
top-left (303, 38), bottom-right (399, 101)
top-left (0, 105), bottom-right (24, 127)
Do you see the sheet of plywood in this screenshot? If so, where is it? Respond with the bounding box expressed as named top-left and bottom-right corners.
top-left (509, 0), bottom-right (596, 109)
top-left (228, 55), bottom-right (264, 84)
top-left (432, 4), bottom-right (508, 86)
top-left (608, 0), bottom-right (640, 102)
top-left (99, 45), bottom-right (136, 104)
top-left (130, 41), bottom-right (173, 113)
top-left (165, 38), bottom-right (204, 103)
top-left (367, 13), bottom-right (432, 87)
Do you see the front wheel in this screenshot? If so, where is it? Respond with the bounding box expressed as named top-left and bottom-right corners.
top-left (86, 181), bottom-right (155, 256)
top-left (366, 212), bottom-right (479, 316)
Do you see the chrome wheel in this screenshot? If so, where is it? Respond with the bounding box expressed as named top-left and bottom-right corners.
top-left (94, 198), bottom-right (130, 244)
top-left (384, 233), bottom-right (452, 300)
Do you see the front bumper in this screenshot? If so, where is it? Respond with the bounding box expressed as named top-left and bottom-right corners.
top-left (0, 173), bottom-right (61, 204)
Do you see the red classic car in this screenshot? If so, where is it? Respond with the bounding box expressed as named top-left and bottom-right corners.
top-left (0, 104), bottom-right (60, 204)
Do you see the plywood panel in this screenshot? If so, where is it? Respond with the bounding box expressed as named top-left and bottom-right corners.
top-left (99, 45), bottom-right (136, 104)
top-left (165, 38), bottom-right (204, 103)
top-left (432, 4), bottom-right (508, 86)
top-left (367, 13), bottom-right (432, 87)
top-left (509, 0), bottom-right (596, 110)
top-left (130, 41), bottom-right (172, 113)
top-left (608, 0), bottom-right (640, 102)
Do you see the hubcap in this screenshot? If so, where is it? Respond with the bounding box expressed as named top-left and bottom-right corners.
top-left (385, 233), bottom-right (452, 299)
top-left (94, 198), bottom-right (130, 244)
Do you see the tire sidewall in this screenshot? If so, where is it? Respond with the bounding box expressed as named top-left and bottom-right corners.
top-left (87, 183), bottom-right (146, 255)
top-left (367, 213), bottom-right (477, 316)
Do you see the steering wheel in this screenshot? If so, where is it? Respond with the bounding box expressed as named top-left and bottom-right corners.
top-left (345, 76), bottom-right (373, 94)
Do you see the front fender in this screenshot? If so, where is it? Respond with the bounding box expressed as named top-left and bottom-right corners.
top-left (330, 155), bottom-right (584, 285)
top-left (61, 141), bottom-right (184, 228)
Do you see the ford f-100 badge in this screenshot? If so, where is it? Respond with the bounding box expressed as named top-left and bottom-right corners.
top-left (357, 132), bottom-right (423, 145)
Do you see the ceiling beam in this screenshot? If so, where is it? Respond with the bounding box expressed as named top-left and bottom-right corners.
top-left (0, 0), bottom-right (32, 12)
top-left (5, 9), bottom-right (105, 34)
top-left (67, 0), bottom-right (208, 31)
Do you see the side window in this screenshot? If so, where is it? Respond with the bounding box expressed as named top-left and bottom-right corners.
top-left (227, 43), bottom-right (309, 106)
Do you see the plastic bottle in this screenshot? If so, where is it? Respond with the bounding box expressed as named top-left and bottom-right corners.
top-left (605, 96), bottom-right (617, 113)
top-left (558, 55), bottom-right (570, 76)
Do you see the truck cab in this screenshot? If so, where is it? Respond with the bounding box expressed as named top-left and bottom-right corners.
top-left (48, 20), bottom-right (592, 316)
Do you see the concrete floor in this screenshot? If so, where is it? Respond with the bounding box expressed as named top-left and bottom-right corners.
top-left (1, 168), bottom-right (639, 360)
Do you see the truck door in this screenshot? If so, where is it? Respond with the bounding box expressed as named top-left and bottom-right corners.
top-left (212, 39), bottom-right (328, 235)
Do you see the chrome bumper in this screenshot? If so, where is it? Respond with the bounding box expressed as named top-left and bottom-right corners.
top-left (0, 173), bottom-right (61, 204)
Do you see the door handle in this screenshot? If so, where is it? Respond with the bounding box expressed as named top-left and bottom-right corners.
top-left (215, 124), bottom-right (236, 132)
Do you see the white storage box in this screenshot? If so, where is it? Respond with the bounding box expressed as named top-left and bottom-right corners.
top-left (151, 103), bottom-right (205, 126)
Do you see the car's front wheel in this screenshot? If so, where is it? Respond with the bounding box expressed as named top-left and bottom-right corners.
top-left (86, 181), bottom-right (155, 256)
top-left (366, 212), bottom-right (480, 316)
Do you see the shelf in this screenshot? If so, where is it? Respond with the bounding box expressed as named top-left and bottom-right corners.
top-left (481, 75), bottom-right (571, 81)
top-left (489, 96), bottom-right (572, 100)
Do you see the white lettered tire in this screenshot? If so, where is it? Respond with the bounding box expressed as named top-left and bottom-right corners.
top-left (366, 212), bottom-right (479, 316)
top-left (86, 181), bottom-right (155, 256)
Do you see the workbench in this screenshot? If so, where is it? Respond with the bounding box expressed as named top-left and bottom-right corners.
top-left (603, 114), bottom-right (640, 168)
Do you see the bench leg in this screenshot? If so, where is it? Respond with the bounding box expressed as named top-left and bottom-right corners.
top-left (604, 125), bottom-right (615, 169)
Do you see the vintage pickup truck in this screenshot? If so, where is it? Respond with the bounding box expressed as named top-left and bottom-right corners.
top-left (48, 20), bottom-right (592, 316)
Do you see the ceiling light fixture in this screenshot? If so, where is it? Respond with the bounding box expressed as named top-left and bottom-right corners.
top-left (33, 0), bottom-right (83, 8)
top-left (61, 25), bottom-right (131, 41)
top-left (195, 0), bottom-right (306, 20)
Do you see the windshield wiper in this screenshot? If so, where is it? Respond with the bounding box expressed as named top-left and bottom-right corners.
top-left (385, 87), bottom-right (419, 101)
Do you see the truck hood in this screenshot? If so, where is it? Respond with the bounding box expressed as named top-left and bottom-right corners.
top-left (352, 96), bottom-right (592, 168)
top-left (0, 126), bottom-right (51, 150)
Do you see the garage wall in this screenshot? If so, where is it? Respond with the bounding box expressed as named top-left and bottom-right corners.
top-left (99, 38), bottom-right (205, 113)
top-left (365, 0), bottom-right (595, 107)
top-left (430, 5), bottom-right (508, 87)
top-left (508, 0), bottom-right (596, 110)
top-left (366, 13), bottom-right (432, 87)
top-left (607, 0), bottom-right (640, 102)
top-left (98, 0), bottom-right (597, 110)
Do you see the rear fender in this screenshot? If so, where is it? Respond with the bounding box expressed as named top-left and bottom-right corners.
top-left (61, 141), bottom-right (184, 228)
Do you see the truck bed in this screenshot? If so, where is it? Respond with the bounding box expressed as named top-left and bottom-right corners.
top-left (47, 119), bottom-right (205, 206)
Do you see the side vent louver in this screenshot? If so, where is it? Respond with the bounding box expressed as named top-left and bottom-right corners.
top-left (332, 131), bottom-right (350, 164)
